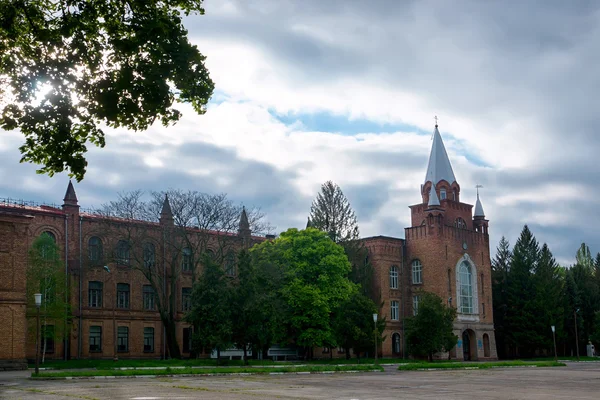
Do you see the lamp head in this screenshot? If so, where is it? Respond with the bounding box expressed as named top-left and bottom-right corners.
top-left (372, 313), bottom-right (378, 323)
top-left (551, 325), bottom-right (555, 333)
top-left (34, 293), bottom-right (42, 307)
top-left (103, 265), bottom-right (110, 273)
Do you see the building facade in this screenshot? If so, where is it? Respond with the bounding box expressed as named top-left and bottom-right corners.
top-left (365, 124), bottom-right (497, 360)
top-left (0, 186), bottom-right (264, 368)
top-left (0, 123), bottom-right (496, 368)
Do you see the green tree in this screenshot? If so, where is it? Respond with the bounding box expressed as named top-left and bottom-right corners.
top-left (405, 291), bottom-right (457, 361)
top-left (491, 236), bottom-right (512, 359)
top-left (332, 292), bottom-right (384, 361)
top-left (26, 233), bottom-right (71, 362)
top-left (185, 255), bottom-right (233, 363)
top-left (505, 225), bottom-right (540, 357)
top-left (308, 181), bottom-right (376, 301)
top-left (250, 228), bottom-right (357, 358)
top-left (531, 243), bottom-right (564, 352)
top-left (0, 1), bottom-right (214, 180)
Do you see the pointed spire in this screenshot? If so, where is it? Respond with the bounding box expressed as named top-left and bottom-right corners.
top-left (424, 124), bottom-right (456, 186)
top-left (62, 180), bottom-right (79, 208)
top-left (238, 206), bottom-right (250, 233)
top-left (474, 185), bottom-right (485, 217)
top-left (306, 217), bottom-right (313, 229)
top-left (428, 183), bottom-right (440, 207)
top-left (159, 194), bottom-right (174, 225)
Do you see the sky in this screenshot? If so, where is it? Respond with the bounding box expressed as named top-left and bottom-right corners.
top-left (1, 0), bottom-right (598, 266)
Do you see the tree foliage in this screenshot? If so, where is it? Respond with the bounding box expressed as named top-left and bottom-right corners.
top-left (405, 291), bottom-right (457, 361)
top-left (185, 255), bottom-right (233, 362)
top-left (26, 233), bottom-right (71, 362)
top-left (0, 0), bottom-right (214, 180)
top-left (250, 228), bottom-right (357, 356)
top-left (309, 181), bottom-right (359, 243)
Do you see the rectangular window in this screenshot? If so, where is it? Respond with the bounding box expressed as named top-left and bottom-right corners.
top-left (337, 347), bottom-right (345, 353)
top-left (117, 283), bottom-right (130, 309)
top-left (88, 281), bottom-right (103, 308)
top-left (440, 189), bottom-right (446, 200)
top-left (390, 266), bottom-right (399, 289)
top-left (183, 327), bottom-right (192, 353)
top-left (144, 327), bottom-right (155, 352)
top-left (412, 261), bottom-right (422, 284)
top-left (413, 296), bottom-right (420, 316)
top-left (182, 288), bottom-right (192, 312)
top-left (182, 248), bottom-right (192, 272)
top-left (143, 285), bottom-right (155, 310)
top-left (89, 326), bottom-right (102, 352)
top-left (117, 326), bottom-right (128, 352)
top-left (391, 300), bottom-right (399, 320)
top-left (41, 325), bottom-right (55, 353)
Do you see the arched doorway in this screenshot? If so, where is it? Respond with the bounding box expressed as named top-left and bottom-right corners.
top-left (483, 333), bottom-right (490, 357)
top-left (462, 329), bottom-right (477, 361)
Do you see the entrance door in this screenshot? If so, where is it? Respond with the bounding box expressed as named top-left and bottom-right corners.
top-left (462, 331), bottom-right (471, 361)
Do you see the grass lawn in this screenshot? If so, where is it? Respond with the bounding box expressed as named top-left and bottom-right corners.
top-left (29, 357), bottom-right (407, 370)
top-left (32, 364), bottom-right (384, 378)
top-left (397, 360), bottom-right (566, 371)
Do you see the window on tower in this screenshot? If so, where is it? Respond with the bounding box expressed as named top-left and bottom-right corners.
top-left (440, 189), bottom-right (446, 200)
top-left (459, 261), bottom-right (474, 314)
top-left (455, 217), bottom-right (467, 229)
top-left (389, 265), bottom-right (399, 289)
top-left (412, 260), bottom-right (422, 284)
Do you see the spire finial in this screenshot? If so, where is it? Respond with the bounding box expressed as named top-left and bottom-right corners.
top-left (434, 115), bottom-right (438, 128)
top-left (476, 184), bottom-right (483, 198)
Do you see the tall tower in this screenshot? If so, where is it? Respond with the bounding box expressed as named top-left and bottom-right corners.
top-left (405, 123), bottom-right (497, 361)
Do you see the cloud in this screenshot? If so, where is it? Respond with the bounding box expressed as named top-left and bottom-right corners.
top-left (2, 0), bottom-right (599, 264)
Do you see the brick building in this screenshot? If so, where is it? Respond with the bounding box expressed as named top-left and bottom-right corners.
top-left (363, 123), bottom-right (497, 360)
top-left (0, 123), bottom-right (496, 368)
top-left (0, 186), bottom-right (264, 368)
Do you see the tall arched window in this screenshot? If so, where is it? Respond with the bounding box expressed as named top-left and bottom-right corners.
top-left (88, 236), bottom-right (103, 264)
top-left (392, 333), bottom-right (401, 354)
top-left (42, 231), bottom-right (56, 242)
top-left (459, 261), bottom-right (473, 313)
top-left (143, 243), bottom-right (155, 269)
top-left (412, 260), bottom-right (422, 284)
top-left (455, 217), bottom-right (467, 229)
top-left (40, 231), bottom-right (56, 260)
top-left (116, 240), bottom-right (130, 265)
top-left (389, 265), bottom-right (399, 289)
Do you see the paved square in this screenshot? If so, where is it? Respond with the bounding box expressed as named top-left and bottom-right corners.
top-left (1, 363), bottom-right (599, 399)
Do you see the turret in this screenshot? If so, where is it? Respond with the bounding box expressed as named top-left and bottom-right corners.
top-left (238, 206), bottom-right (251, 239)
top-left (159, 194), bottom-right (174, 226)
top-left (422, 122), bottom-right (460, 203)
top-left (473, 185), bottom-right (489, 235)
top-left (62, 180), bottom-right (79, 210)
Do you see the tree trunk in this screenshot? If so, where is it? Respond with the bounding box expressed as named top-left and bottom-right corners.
top-left (428, 352), bottom-right (433, 362)
top-left (243, 346), bottom-right (248, 366)
top-left (217, 348), bottom-right (221, 365)
top-left (162, 316), bottom-right (181, 359)
top-left (329, 347), bottom-right (332, 360)
top-left (345, 347), bottom-right (350, 360)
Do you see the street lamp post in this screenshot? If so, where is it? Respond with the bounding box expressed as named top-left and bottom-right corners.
top-left (34, 293), bottom-right (42, 375)
top-left (103, 266), bottom-right (118, 362)
top-left (551, 325), bottom-right (557, 363)
top-left (574, 309), bottom-right (580, 361)
top-left (373, 313), bottom-right (378, 365)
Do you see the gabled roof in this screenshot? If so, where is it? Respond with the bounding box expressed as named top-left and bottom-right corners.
top-left (424, 125), bottom-right (457, 186)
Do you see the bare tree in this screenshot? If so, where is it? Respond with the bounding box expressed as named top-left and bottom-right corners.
top-left (96, 189), bottom-right (273, 358)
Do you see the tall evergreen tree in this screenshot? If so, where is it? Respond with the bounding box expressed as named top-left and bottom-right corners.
top-left (505, 225), bottom-right (540, 357)
top-left (308, 181), bottom-right (376, 301)
top-left (309, 181), bottom-right (359, 243)
top-left (562, 268), bottom-right (582, 356)
top-left (491, 236), bottom-right (512, 359)
top-left (531, 244), bottom-right (564, 352)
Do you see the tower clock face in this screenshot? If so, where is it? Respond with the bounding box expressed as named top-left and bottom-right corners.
top-left (462, 242), bottom-right (468, 250)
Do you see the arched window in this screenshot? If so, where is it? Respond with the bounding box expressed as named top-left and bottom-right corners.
top-left (440, 189), bottom-right (447, 200)
top-left (115, 240), bottom-right (130, 265)
top-left (389, 265), bottom-right (399, 289)
top-left (42, 231), bottom-right (56, 242)
top-left (143, 243), bottom-right (155, 269)
top-left (455, 217), bottom-right (467, 229)
top-left (412, 260), bottom-right (422, 284)
top-left (483, 333), bottom-right (490, 357)
top-left (459, 261), bottom-right (473, 313)
top-left (225, 251), bottom-right (236, 277)
top-left (88, 236), bottom-right (103, 264)
top-left (182, 247), bottom-right (192, 272)
top-left (392, 333), bottom-right (401, 355)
